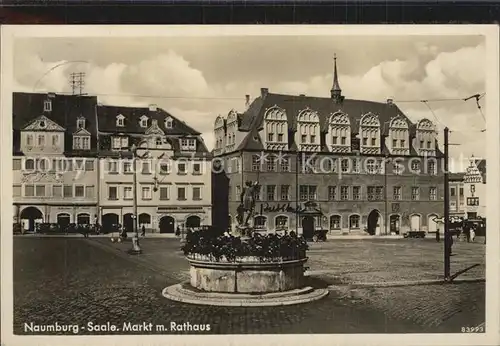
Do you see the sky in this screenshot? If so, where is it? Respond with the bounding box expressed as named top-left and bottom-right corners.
top-left (13, 35), bottom-right (486, 171)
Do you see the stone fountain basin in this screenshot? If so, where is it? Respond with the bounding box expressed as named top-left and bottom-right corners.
top-left (186, 255), bottom-right (308, 293)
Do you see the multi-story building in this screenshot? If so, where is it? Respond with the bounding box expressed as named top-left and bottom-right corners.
top-left (212, 57), bottom-right (444, 237)
top-left (96, 104), bottom-right (211, 233)
top-left (12, 92), bottom-right (99, 231)
top-left (462, 158), bottom-right (486, 220)
top-left (448, 158), bottom-right (486, 220)
top-left (449, 172), bottom-right (466, 218)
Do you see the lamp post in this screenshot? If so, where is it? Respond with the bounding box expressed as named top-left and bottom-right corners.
top-left (129, 144), bottom-right (141, 254)
top-left (384, 155), bottom-right (390, 236)
top-left (444, 127), bottom-right (451, 281)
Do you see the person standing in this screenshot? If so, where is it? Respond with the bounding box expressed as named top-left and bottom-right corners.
top-left (435, 228), bottom-right (440, 242)
top-left (141, 224), bottom-right (146, 237)
top-left (470, 225), bottom-right (476, 242)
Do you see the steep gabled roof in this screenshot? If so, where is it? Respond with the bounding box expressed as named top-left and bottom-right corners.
top-left (239, 93), bottom-right (410, 135)
top-left (13, 92), bottom-right (99, 154)
top-left (97, 105), bottom-right (201, 135)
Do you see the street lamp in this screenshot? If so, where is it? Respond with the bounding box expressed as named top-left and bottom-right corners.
top-left (129, 143), bottom-right (141, 254)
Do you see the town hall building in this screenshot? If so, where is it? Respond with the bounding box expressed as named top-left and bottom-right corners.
top-left (212, 57), bottom-right (445, 237)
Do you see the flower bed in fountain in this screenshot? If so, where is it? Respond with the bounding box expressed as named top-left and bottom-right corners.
top-left (181, 230), bottom-right (309, 293)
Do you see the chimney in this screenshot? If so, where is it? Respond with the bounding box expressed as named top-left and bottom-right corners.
top-left (387, 97), bottom-right (394, 105)
top-left (260, 88), bottom-right (269, 98)
top-left (149, 104), bottom-right (157, 111)
top-left (245, 94), bottom-right (250, 108)
top-left (47, 92), bottom-right (56, 98)
top-left (299, 94), bottom-right (306, 97)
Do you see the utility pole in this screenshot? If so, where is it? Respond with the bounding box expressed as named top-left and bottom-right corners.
top-left (384, 155), bottom-right (389, 235)
top-left (444, 127), bottom-right (451, 281)
top-left (69, 72), bottom-right (86, 95)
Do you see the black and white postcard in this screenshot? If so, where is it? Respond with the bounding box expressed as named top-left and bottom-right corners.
top-left (1, 25), bottom-right (499, 346)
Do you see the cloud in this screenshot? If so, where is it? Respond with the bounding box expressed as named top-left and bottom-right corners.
top-left (13, 39), bottom-right (486, 167)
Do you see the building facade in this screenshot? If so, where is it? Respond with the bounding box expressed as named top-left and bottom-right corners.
top-left (462, 158), bottom-right (486, 220)
top-left (12, 92), bottom-right (99, 231)
top-left (449, 172), bottom-right (466, 218)
top-left (212, 58), bottom-right (445, 237)
top-left (447, 158), bottom-right (486, 220)
top-left (96, 104), bottom-right (212, 233)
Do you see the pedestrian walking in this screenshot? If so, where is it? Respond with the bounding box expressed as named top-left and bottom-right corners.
top-left (465, 224), bottom-right (471, 242)
top-left (450, 233), bottom-right (454, 255)
top-left (141, 225), bottom-right (146, 237)
top-left (470, 225), bottom-right (476, 242)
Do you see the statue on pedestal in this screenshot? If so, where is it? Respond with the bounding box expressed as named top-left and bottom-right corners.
top-left (235, 181), bottom-right (260, 236)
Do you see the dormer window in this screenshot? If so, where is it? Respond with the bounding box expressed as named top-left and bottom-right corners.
top-left (180, 138), bottom-right (196, 151)
top-left (359, 113), bottom-right (381, 155)
top-left (116, 114), bottom-right (125, 127)
top-left (140, 115), bottom-right (148, 128)
top-left (76, 117), bottom-right (86, 129)
top-left (73, 135), bottom-right (91, 150)
top-left (165, 117), bottom-right (173, 129)
top-left (43, 100), bottom-right (52, 112)
top-left (112, 136), bottom-right (129, 150)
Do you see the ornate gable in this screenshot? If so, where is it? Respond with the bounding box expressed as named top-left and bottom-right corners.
top-left (360, 112), bottom-right (380, 127)
top-left (145, 119), bottom-right (165, 135)
top-left (73, 128), bottom-right (91, 136)
top-left (22, 115), bottom-right (65, 132)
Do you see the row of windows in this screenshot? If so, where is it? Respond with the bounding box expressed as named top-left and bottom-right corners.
top-left (107, 185), bottom-right (203, 201)
top-left (14, 158), bottom-right (96, 171)
top-left (250, 155), bottom-right (437, 175)
top-left (248, 213), bottom-right (436, 230)
top-left (232, 184), bottom-right (438, 202)
top-left (14, 184), bottom-right (95, 198)
top-left (107, 160), bottom-right (202, 175)
top-left (251, 214), bottom-right (362, 230)
top-left (110, 136), bottom-right (196, 151)
top-left (25, 133), bottom-right (91, 150)
top-left (116, 114), bottom-right (173, 129)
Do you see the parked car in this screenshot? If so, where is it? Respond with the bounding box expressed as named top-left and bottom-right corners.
top-left (404, 231), bottom-right (426, 238)
top-left (13, 223), bottom-right (23, 234)
top-left (305, 229), bottom-right (328, 242)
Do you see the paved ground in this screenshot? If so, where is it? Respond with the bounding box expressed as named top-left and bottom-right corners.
top-left (13, 237), bottom-right (485, 335)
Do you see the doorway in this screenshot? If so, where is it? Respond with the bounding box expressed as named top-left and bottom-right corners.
top-left (186, 215), bottom-right (201, 229)
top-left (410, 214), bottom-right (421, 232)
top-left (102, 213), bottom-right (119, 231)
top-left (390, 215), bottom-right (400, 234)
top-left (123, 213), bottom-right (134, 233)
top-left (77, 213), bottom-right (90, 225)
top-left (57, 213), bottom-right (71, 230)
top-left (428, 214), bottom-right (438, 233)
top-left (159, 216), bottom-right (175, 233)
top-left (367, 210), bottom-right (381, 235)
top-left (20, 206), bottom-right (43, 232)
top-left (301, 216), bottom-right (315, 239)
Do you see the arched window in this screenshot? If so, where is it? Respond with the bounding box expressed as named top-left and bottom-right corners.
top-left (275, 215), bottom-right (289, 230)
top-left (330, 215), bottom-right (341, 230)
top-left (349, 215), bottom-right (360, 229)
top-left (254, 215), bottom-right (267, 229)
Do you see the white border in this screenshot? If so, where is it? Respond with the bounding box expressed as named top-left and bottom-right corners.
top-left (1, 25), bottom-right (499, 346)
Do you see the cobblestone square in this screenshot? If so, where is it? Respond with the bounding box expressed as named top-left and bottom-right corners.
top-left (13, 237), bottom-right (485, 334)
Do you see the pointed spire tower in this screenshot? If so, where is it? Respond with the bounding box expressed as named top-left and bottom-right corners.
top-left (330, 53), bottom-right (343, 103)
